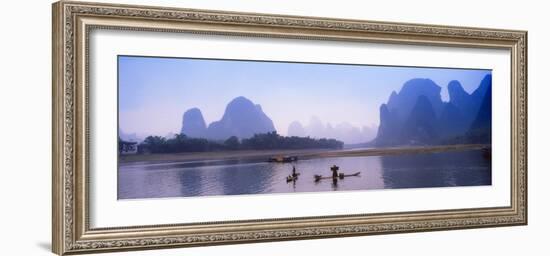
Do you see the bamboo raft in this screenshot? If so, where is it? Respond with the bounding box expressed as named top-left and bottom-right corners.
top-left (314, 172), bottom-right (361, 182)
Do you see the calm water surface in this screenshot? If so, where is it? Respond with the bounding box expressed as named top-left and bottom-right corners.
top-left (118, 149), bottom-right (491, 199)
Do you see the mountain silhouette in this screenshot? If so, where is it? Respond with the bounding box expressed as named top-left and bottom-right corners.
top-left (443, 80), bottom-right (476, 136)
top-left (375, 104), bottom-right (401, 145)
top-left (180, 108), bottom-right (207, 138)
top-left (206, 96), bottom-right (276, 140)
top-left (448, 80), bottom-right (471, 108)
top-left (287, 118), bottom-right (376, 144)
top-left (437, 102), bottom-right (467, 138)
top-left (400, 95), bottom-right (439, 144)
top-left (466, 76), bottom-right (492, 143)
top-left (287, 121), bottom-right (307, 137)
top-left (180, 97), bottom-right (276, 140)
top-left (387, 78), bottom-right (444, 122)
top-left (374, 75), bottom-right (492, 146)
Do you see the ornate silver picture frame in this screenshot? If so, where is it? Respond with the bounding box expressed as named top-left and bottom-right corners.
top-left (52, 1), bottom-right (527, 255)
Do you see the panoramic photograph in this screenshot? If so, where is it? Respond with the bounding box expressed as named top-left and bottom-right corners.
top-left (117, 56), bottom-right (492, 200)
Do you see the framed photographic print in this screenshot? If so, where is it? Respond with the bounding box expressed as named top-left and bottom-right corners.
top-left (52, 1), bottom-right (527, 255)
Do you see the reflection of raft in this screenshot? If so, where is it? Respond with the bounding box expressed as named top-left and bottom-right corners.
top-left (314, 172), bottom-right (361, 182)
top-left (286, 173), bottom-right (300, 182)
top-left (269, 156), bottom-right (298, 163)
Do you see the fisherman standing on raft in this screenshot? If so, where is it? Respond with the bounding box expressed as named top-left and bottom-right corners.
top-left (330, 165), bottom-right (339, 179)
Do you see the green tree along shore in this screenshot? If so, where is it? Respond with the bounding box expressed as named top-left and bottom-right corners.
top-left (136, 131), bottom-right (344, 154)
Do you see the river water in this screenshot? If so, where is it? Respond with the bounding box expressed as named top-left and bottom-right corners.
top-left (118, 149), bottom-right (491, 199)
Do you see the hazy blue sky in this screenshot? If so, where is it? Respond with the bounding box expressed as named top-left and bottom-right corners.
top-left (118, 56), bottom-right (491, 137)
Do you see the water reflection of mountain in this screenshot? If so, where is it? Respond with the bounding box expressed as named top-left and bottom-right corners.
top-left (177, 169), bottom-right (203, 197)
top-left (379, 150), bottom-right (491, 189)
top-left (218, 161), bottom-right (276, 195)
top-left (173, 161), bottom-right (277, 196)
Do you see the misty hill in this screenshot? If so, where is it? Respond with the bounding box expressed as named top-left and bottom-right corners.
top-left (288, 121), bottom-right (307, 137)
top-left (386, 78), bottom-right (444, 122)
top-left (180, 108), bottom-right (207, 138)
top-left (401, 95), bottom-right (439, 144)
top-left (437, 102), bottom-right (467, 138)
top-left (375, 104), bottom-right (401, 145)
top-left (466, 77), bottom-right (492, 143)
top-left (207, 97), bottom-right (276, 140)
top-left (287, 117), bottom-right (376, 144)
top-left (119, 129), bottom-right (141, 142)
top-left (374, 75), bottom-right (492, 146)
top-left (180, 96), bottom-right (276, 140)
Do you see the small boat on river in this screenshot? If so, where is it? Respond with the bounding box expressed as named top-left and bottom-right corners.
top-left (268, 156), bottom-right (298, 163)
top-left (286, 173), bottom-right (301, 182)
top-left (286, 166), bottom-right (300, 182)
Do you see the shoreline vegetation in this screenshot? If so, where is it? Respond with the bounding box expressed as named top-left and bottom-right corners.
top-left (134, 131), bottom-right (344, 154)
top-left (119, 143), bottom-right (490, 164)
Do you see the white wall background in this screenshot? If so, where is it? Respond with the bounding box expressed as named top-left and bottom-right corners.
top-left (0, 0), bottom-right (547, 255)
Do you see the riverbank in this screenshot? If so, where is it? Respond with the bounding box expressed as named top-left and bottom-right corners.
top-left (119, 144), bottom-right (490, 164)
